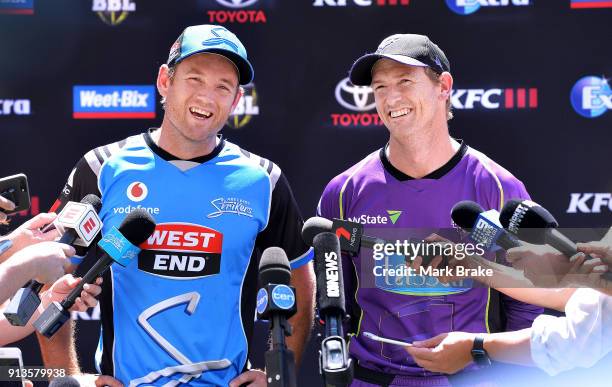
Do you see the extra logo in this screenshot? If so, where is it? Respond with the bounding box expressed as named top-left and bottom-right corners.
top-left (347, 210), bottom-right (403, 225)
top-left (73, 85), bottom-right (155, 119)
top-left (207, 197), bottom-right (253, 218)
top-left (446, 0), bottom-right (530, 15)
top-left (571, 0), bottom-right (612, 9)
top-left (0, 99), bottom-right (31, 116)
top-left (570, 76), bottom-right (611, 118)
top-left (0, 0), bottom-right (34, 14)
top-left (227, 83), bottom-right (260, 129)
top-left (208, 0), bottom-right (267, 24)
top-left (332, 77), bottom-right (383, 127)
top-left (126, 182), bottom-right (148, 202)
top-left (92, 0), bottom-right (135, 26)
top-left (139, 223), bottom-right (223, 278)
top-left (313, 0), bottom-right (410, 7)
top-left (256, 288), bottom-right (268, 314)
top-left (451, 87), bottom-right (538, 110)
top-left (567, 193), bottom-right (612, 213)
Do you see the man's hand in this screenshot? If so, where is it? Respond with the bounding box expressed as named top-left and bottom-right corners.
top-left (229, 369), bottom-right (267, 387)
top-left (9, 241), bottom-right (75, 284)
top-left (1, 212), bottom-right (60, 260)
top-left (577, 241), bottom-right (612, 266)
top-left (405, 332), bottom-right (475, 374)
top-left (0, 195), bottom-right (15, 223)
top-left (42, 275), bottom-right (103, 312)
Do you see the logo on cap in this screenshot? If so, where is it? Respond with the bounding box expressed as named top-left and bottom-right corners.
top-left (202, 26), bottom-right (240, 52)
top-left (127, 182), bottom-right (148, 202)
top-left (570, 76), bottom-right (611, 118)
top-left (335, 78), bottom-right (376, 112)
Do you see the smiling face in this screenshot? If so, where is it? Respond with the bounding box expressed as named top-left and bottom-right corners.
top-left (157, 53), bottom-right (242, 146)
top-left (371, 58), bottom-right (451, 140)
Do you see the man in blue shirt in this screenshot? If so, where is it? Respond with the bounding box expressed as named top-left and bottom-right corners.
top-left (40, 24), bottom-right (315, 387)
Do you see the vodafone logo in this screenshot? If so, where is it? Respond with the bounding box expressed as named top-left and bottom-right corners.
top-left (127, 182), bottom-right (148, 202)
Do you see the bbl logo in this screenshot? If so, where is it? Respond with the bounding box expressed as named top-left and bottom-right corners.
top-left (445, 0), bottom-right (529, 15)
top-left (227, 83), bottom-right (260, 129)
top-left (92, 0), bottom-right (136, 26)
top-left (570, 76), bottom-right (611, 118)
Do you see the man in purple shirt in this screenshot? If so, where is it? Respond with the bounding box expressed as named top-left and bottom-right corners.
top-left (317, 34), bottom-right (543, 386)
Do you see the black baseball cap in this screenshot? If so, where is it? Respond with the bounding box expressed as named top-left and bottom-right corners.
top-left (349, 34), bottom-right (450, 86)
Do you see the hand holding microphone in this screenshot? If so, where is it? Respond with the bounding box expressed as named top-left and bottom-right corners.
top-left (34, 208), bottom-right (156, 338)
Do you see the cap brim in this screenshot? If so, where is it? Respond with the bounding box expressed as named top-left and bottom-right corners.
top-left (349, 53), bottom-right (428, 86)
top-left (175, 48), bottom-right (254, 86)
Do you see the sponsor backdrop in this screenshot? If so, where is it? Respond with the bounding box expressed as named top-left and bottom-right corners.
top-left (1, 0), bottom-right (610, 385)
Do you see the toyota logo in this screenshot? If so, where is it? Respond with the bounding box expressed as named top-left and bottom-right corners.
top-left (335, 77), bottom-right (376, 112)
top-left (216, 0), bottom-right (259, 8)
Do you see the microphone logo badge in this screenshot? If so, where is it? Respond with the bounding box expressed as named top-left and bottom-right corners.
top-left (324, 252), bottom-right (340, 298)
top-left (127, 182), bottom-right (148, 202)
top-left (335, 78), bottom-right (376, 112)
top-left (271, 285), bottom-right (295, 310)
top-left (256, 288), bottom-right (268, 315)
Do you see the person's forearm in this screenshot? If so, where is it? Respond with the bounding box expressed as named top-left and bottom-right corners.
top-left (0, 256), bottom-right (35, 303)
top-left (464, 254), bottom-right (534, 288)
top-left (286, 263), bottom-right (315, 367)
top-left (36, 320), bottom-right (80, 375)
top-left (483, 329), bottom-right (534, 367)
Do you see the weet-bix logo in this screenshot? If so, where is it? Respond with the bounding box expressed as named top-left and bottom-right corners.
top-left (73, 85), bottom-right (155, 119)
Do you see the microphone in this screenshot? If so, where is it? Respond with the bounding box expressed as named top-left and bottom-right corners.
top-left (303, 216), bottom-right (436, 265)
top-left (34, 208), bottom-right (156, 338)
top-left (48, 376), bottom-right (81, 387)
top-left (256, 247), bottom-right (297, 387)
top-left (499, 199), bottom-right (612, 281)
top-left (313, 232), bottom-right (353, 386)
top-left (3, 194), bottom-right (103, 326)
top-left (451, 200), bottom-right (521, 251)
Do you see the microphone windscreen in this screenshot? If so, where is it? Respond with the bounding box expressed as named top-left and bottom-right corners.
top-left (81, 194), bottom-right (102, 212)
top-left (499, 199), bottom-right (558, 243)
top-left (259, 246), bottom-right (291, 286)
top-left (49, 376), bottom-right (81, 387)
top-left (302, 217), bottom-right (334, 246)
top-left (117, 208), bottom-right (157, 246)
top-left (313, 232), bottom-right (345, 315)
top-left (451, 200), bottom-right (485, 229)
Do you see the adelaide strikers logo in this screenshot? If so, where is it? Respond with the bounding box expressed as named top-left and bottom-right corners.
top-left (335, 78), bottom-right (376, 112)
top-left (127, 182), bottom-right (148, 202)
top-left (227, 83), bottom-right (260, 129)
top-left (92, 0), bottom-right (136, 26)
top-left (216, 0), bottom-right (259, 7)
top-left (570, 76), bottom-right (611, 118)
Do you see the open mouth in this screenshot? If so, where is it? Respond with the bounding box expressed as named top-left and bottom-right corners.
top-left (389, 108), bottom-right (411, 118)
top-left (189, 106), bottom-right (213, 119)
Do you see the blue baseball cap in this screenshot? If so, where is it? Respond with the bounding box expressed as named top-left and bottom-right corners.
top-left (167, 24), bottom-right (254, 85)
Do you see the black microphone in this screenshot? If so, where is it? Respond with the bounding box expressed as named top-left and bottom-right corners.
top-left (34, 208), bottom-right (156, 338)
top-left (303, 216), bottom-right (436, 265)
top-left (256, 247), bottom-right (297, 387)
top-left (500, 199), bottom-right (612, 281)
top-left (48, 376), bottom-right (81, 387)
top-left (4, 194), bottom-right (103, 327)
top-left (451, 200), bottom-right (521, 251)
top-left (313, 232), bottom-right (353, 387)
